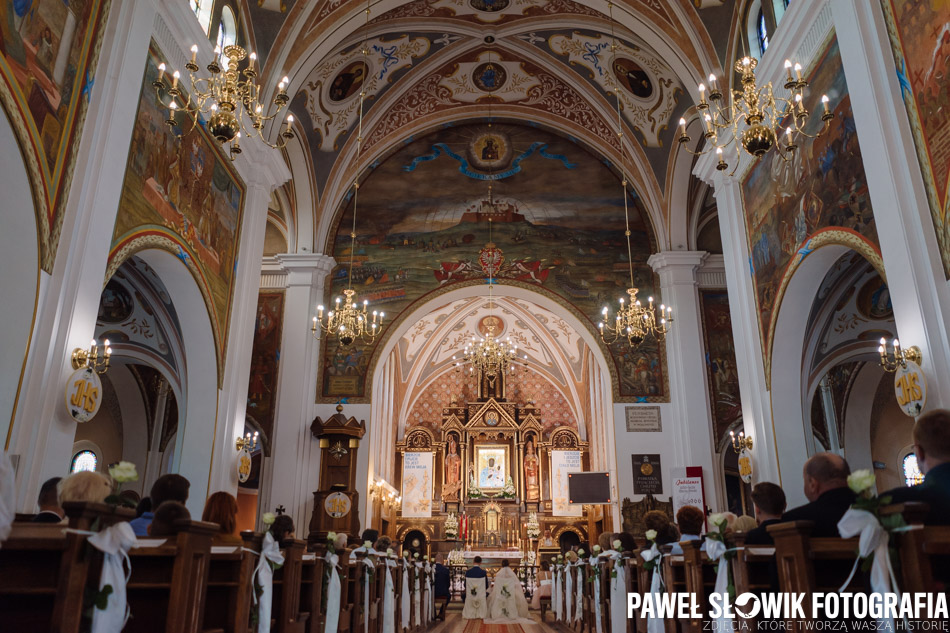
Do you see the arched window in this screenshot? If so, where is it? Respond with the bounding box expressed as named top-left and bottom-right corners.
top-left (216, 5), bottom-right (238, 50)
top-left (757, 9), bottom-right (769, 54)
top-left (70, 450), bottom-right (98, 473)
top-left (192, 0), bottom-right (213, 35)
top-left (902, 453), bottom-right (924, 487)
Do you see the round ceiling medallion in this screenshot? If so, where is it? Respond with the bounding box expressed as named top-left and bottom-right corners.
top-left (328, 61), bottom-right (367, 102)
top-left (612, 58), bottom-right (653, 99)
top-left (473, 61), bottom-right (507, 92)
top-left (470, 0), bottom-right (509, 12)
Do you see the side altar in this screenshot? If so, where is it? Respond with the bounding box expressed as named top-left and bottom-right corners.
top-left (392, 363), bottom-right (593, 558)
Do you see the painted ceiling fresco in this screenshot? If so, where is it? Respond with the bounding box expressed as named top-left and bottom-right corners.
top-left (320, 122), bottom-right (664, 402)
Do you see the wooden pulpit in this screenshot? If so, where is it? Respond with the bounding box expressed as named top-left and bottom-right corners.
top-left (308, 404), bottom-right (365, 547)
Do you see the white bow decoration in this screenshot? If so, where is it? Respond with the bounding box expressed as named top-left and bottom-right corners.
top-left (564, 562), bottom-right (574, 622)
top-left (254, 532), bottom-right (285, 633)
top-left (574, 561), bottom-right (583, 623)
top-left (553, 565), bottom-right (562, 621)
top-left (837, 509), bottom-right (903, 630)
top-left (324, 550), bottom-right (342, 633)
top-left (593, 555), bottom-right (604, 633)
top-left (639, 545), bottom-right (664, 633)
top-left (413, 562), bottom-right (422, 625)
top-left (351, 547), bottom-right (375, 633)
top-left (400, 561), bottom-right (411, 630)
top-left (87, 522), bottom-right (137, 633)
top-left (382, 558), bottom-right (397, 633)
top-left (705, 539), bottom-right (736, 632)
top-left (424, 562), bottom-right (434, 621)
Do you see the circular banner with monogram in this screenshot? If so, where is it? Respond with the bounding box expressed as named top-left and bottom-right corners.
top-left (65, 367), bottom-right (102, 423)
top-left (894, 360), bottom-right (926, 417)
top-left (738, 448), bottom-right (754, 484)
top-left (324, 491), bottom-right (352, 518)
top-left (237, 446), bottom-right (252, 483)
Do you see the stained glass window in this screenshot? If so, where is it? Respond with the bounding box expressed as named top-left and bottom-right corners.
top-left (757, 9), bottom-right (769, 54)
top-left (216, 6), bottom-right (237, 50)
top-left (903, 453), bottom-right (924, 487)
top-left (71, 450), bottom-right (98, 473)
top-left (192, 0), bottom-right (213, 35)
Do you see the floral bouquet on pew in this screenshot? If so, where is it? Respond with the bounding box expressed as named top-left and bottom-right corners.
top-left (641, 531), bottom-right (659, 572)
top-left (843, 469), bottom-right (906, 572)
top-left (104, 461), bottom-right (139, 509)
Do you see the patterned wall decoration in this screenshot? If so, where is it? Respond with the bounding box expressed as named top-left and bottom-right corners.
top-left (108, 43), bottom-right (246, 380)
top-left (0, 0), bottom-right (111, 271)
top-left (246, 291), bottom-right (285, 453)
top-left (882, 1), bottom-right (950, 278)
top-left (699, 290), bottom-right (741, 447)
top-left (371, 0), bottom-right (600, 25)
top-left (740, 37), bottom-right (880, 377)
top-left (321, 122), bottom-right (663, 402)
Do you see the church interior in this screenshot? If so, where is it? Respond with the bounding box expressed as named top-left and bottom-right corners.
top-left (2, 0), bottom-right (950, 631)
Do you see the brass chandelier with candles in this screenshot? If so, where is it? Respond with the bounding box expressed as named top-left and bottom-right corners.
top-left (677, 55), bottom-right (834, 172)
top-left (152, 42), bottom-right (294, 159)
top-left (599, 2), bottom-right (673, 348)
top-left (311, 0), bottom-right (382, 347)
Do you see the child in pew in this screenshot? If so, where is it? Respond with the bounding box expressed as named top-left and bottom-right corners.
top-left (148, 501), bottom-right (191, 537)
top-left (58, 471), bottom-right (112, 505)
top-left (268, 513), bottom-right (295, 542)
top-left (643, 511), bottom-right (680, 546)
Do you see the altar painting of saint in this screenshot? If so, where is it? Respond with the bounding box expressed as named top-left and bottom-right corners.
top-left (476, 447), bottom-right (507, 490)
top-left (524, 438), bottom-right (540, 501)
top-left (442, 434), bottom-right (462, 500)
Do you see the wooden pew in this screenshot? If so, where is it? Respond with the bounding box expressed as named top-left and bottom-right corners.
top-left (299, 546), bottom-right (326, 633)
top-left (349, 549), bottom-right (378, 633)
top-left (125, 519), bottom-right (218, 633)
top-left (272, 538), bottom-right (309, 633)
top-left (896, 525), bottom-right (950, 593)
top-left (202, 532), bottom-right (259, 633)
top-left (680, 540), bottom-right (718, 633)
top-left (728, 533), bottom-right (775, 632)
top-left (623, 552), bottom-right (641, 633)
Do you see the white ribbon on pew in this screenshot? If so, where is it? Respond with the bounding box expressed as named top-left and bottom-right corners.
top-left (424, 561), bottom-right (434, 621)
top-left (637, 546), bottom-right (663, 633)
top-left (87, 522), bottom-right (136, 633)
top-left (593, 555), bottom-right (605, 633)
top-left (413, 561), bottom-right (423, 626)
top-left (400, 561), bottom-right (411, 630)
top-left (553, 565), bottom-right (562, 621)
top-left (574, 561), bottom-right (583, 623)
top-left (705, 539), bottom-right (740, 633)
top-left (607, 550), bottom-right (629, 633)
top-left (0, 450), bottom-right (14, 546)
top-left (324, 549), bottom-right (342, 633)
top-left (254, 532), bottom-right (286, 633)
top-left (382, 557), bottom-right (397, 633)
top-left (564, 561), bottom-right (573, 622)
top-left (837, 509), bottom-right (904, 631)
top-left (350, 546), bottom-right (376, 633)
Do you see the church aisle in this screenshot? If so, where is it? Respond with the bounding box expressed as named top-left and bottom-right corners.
top-left (428, 609), bottom-right (561, 633)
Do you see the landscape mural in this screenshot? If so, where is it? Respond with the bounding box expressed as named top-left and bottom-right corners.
top-left (246, 291), bottom-right (284, 453)
top-left (110, 44), bottom-right (245, 373)
top-left (699, 290), bottom-right (741, 446)
top-left (882, 0), bottom-right (950, 278)
top-left (0, 0), bottom-right (111, 271)
top-left (741, 37), bottom-right (879, 369)
top-left (321, 123), bottom-right (663, 401)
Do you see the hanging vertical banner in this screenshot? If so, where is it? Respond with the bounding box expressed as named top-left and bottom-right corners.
top-left (550, 450), bottom-right (583, 517)
top-left (402, 451), bottom-right (433, 518)
top-left (671, 467), bottom-right (707, 530)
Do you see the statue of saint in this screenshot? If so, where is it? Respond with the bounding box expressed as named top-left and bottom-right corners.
top-left (524, 439), bottom-right (540, 501)
top-left (443, 435), bottom-right (462, 500)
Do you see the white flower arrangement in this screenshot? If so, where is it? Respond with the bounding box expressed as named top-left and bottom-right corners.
top-left (363, 540), bottom-right (373, 549)
top-left (593, 544), bottom-right (602, 554)
top-left (848, 469), bottom-right (877, 496)
top-left (501, 476), bottom-right (516, 498)
top-left (445, 512), bottom-right (459, 539)
top-left (525, 512), bottom-right (541, 539)
top-left (262, 512), bottom-right (277, 526)
top-left (709, 513), bottom-right (729, 529)
top-left (612, 539), bottom-right (622, 551)
top-left (447, 549), bottom-right (466, 565)
top-left (524, 550), bottom-right (537, 565)
top-left (109, 461), bottom-right (138, 483)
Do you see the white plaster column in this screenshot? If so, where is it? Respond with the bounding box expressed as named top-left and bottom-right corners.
top-left (258, 254), bottom-right (335, 534)
top-left (9, 0), bottom-right (158, 510)
top-left (142, 377), bottom-right (170, 491)
top-left (694, 157), bottom-right (789, 493)
top-left (648, 250), bottom-right (721, 508)
top-left (832, 0), bottom-right (950, 410)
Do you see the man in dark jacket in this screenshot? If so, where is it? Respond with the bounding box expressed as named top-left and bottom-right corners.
top-left (31, 477), bottom-right (63, 523)
top-left (744, 481), bottom-right (786, 545)
top-left (781, 452), bottom-right (855, 537)
top-left (433, 554), bottom-right (451, 620)
top-left (463, 555), bottom-right (489, 599)
top-left (885, 409), bottom-right (950, 525)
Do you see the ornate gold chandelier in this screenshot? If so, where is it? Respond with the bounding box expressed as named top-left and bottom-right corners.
top-left (311, 0), bottom-right (382, 347)
top-left (677, 55), bottom-right (834, 172)
top-left (456, 314), bottom-right (520, 382)
top-left (599, 2), bottom-right (673, 349)
top-left (153, 42), bottom-right (294, 158)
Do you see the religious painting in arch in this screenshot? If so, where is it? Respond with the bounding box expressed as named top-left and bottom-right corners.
top-left (882, 1), bottom-right (950, 279)
top-left (0, 0), bottom-right (111, 271)
top-left (320, 123), bottom-right (664, 402)
top-left (740, 36), bottom-right (880, 369)
top-left (109, 43), bottom-right (246, 375)
top-left (699, 290), bottom-right (741, 446)
top-left (244, 291), bottom-right (285, 453)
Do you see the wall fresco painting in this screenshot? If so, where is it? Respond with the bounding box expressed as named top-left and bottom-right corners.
top-left (110, 44), bottom-right (245, 372)
top-left (246, 291), bottom-right (284, 453)
top-left (699, 290), bottom-right (741, 446)
top-left (321, 123), bottom-right (663, 402)
top-left (740, 37), bottom-right (879, 368)
top-left (882, 1), bottom-right (950, 278)
top-left (0, 0), bottom-right (111, 271)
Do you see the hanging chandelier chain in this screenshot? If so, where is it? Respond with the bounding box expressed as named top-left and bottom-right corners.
top-left (346, 0), bottom-right (372, 293)
top-left (607, 1), bottom-right (635, 289)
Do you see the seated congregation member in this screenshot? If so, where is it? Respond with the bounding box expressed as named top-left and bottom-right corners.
top-left (615, 530), bottom-right (637, 552)
top-left (135, 497), bottom-right (152, 518)
top-left (671, 505), bottom-right (705, 555)
top-left (31, 477), bottom-right (63, 523)
top-left (269, 514), bottom-right (295, 541)
top-left (361, 528), bottom-right (379, 545)
top-left (782, 452), bottom-right (854, 537)
top-left (744, 481), bottom-right (786, 545)
top-left (374, 535), bottom-right (392, 552)
top-left (643, 510), bottom-right (680, 546)
top-left (129, 474), bottom-right (190, 536)
top-left (433, 554), bottom-right (450, 600)
top-left (148, 501), bottom-right (191, 537)
top-left (58, 470), bottom-right (112, 505)
top-left (530, 560), bottom-right (552, 610)
top-left (885, 409), bottom-right (950, 525)
top-left (202, 491), bottom-right (242, 545)
top-left (733, 515), bottom-right (757, 533)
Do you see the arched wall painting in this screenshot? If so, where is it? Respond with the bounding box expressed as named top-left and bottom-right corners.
top-left (245, 290), bottom-right (284, 454)
top-left (698, 290), bottom-right (741, 447)
top-left (740, 37), bottom-right (880, 369)
top-left (109, 44), bottom-right (246, 374)
top-left (882, 1), bottom-right (950, 279)
top-left (321, 123), bottom-right (664, 402)
top-left (0, 0), bottom-right (111, 272)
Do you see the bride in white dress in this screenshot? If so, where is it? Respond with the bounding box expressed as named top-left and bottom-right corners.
top-left (486, 560), bottom-right (533, 624)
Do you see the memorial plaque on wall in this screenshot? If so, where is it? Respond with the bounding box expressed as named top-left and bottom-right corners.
top-left (633, 454), bottom-right (662, 494)
top-left (625, 406), bottom-right (662, 432)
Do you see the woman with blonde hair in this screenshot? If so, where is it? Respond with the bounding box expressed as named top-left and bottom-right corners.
top-left (57, 471), bottom-right (112, 505)
top-left (202, 491), bottom-right (241, 545)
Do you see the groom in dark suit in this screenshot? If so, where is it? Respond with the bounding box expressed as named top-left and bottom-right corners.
top-left (463, 556), bottom-right (489, 600)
